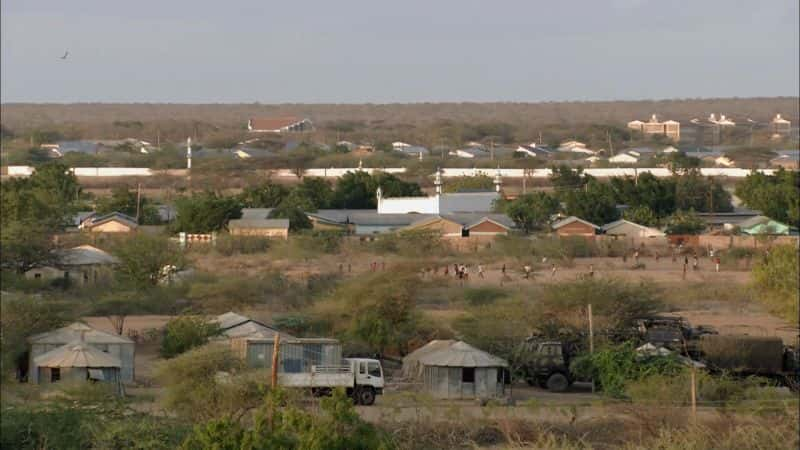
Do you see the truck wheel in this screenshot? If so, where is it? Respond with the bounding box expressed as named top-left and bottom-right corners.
top-left (546, 373), bottom-right (569, 392)
top-left (357, 387), bottom-right (376, 406)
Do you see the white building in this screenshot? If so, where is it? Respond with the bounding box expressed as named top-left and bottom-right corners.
top-left (771, 114), bottom-right (791, 137)
top-left (557, 140), bottom-right (596, 155)
top-left (627, 115), bottom-right (681, 141)
top-left (708, 114), bottom-right (736, 127)
top-left (376, 169), bottom-right (501, 214)
top-left (608, 153), bottom-right (639, 164)
top-left (602, 220), bottom-right (665, 238)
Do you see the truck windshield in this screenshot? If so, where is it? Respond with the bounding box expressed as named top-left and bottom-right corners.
top-left (367, 362), bottom-right (381, 378)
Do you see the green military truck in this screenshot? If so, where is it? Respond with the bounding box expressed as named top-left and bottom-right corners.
top-left (515, 338), bottom-right (582, 392)
top-left (697, 335), bottom-right (799, 390)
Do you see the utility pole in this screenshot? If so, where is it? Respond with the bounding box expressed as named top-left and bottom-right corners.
top-left (538, 131), bottom-right (543, 145)
top-left (271, 333), bottom-right (281, 389)
top-left (490, 140), bottom-right (495, 161)
top-left (588, 304), bottom-right (595, 393)
top-left (607, 130), bottom-right (614, 156)
top-left (135, 183), bottom-right (142, 223)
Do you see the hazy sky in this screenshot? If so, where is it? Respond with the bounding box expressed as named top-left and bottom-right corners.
top-left (2, 0), bottom-right (798, 103)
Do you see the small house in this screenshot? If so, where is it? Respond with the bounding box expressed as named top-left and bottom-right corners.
top-left (228, 218), bottom-right (289, 239)
top-left (609, 153), bottom-right (639, 164)
top-left (247, 117), bottom-right (313, 133)
top-left (212, 312), bottom-right (291, 340)
top-left (24, 245), bottom-right (118, 285)
top-left (80, 212), bottom-right (138, 233)
top-left (737, 216), bottom-right (794, 235)
top-left (27, 322), bottom-right (135, 383)
top-left (552, 216), bottom-right (599, 237)
top-left (408, 340), bottom-right (509, 400)
top-left (602, 220), bottom-right (665, 239)
top-left (32, 340), bottom-right (123, 395)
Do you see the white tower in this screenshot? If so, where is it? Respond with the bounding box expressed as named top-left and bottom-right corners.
top-left (434, 167), bottom-right (443, 194)
top-left (186, 137), bottom-right (192, 170)
top-left (494, 167), bottom-right (502, 192)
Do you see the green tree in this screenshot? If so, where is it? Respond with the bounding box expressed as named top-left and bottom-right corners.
top-left (622, 205), bottom-right (659, 227)
top-left (288, 177), bottom-right (334, 211)
top-left (674, 170), bottom-right (732, 213)
top-left (160, 316), bottom-right (221, 358)
top-left (239, 180), bottom-right (289, 208)
top-left (172, 191), bottom-right (242, 233)
top-left (0, 296), bottom-right (72, 380)
top-left (113, 234), bottom-right (185, 286)
top-left (315, 272), bottom-right (422, 355)
top-left (563, 181), bottom-right (619, 225)
top-left (609, 173), bottom-right (676, 218)
top-left (268, 205), bottom-right (312, 231)
top-left (1, 162), bottom-right (81, 230)
top-left (95, 185), bottom-right (160, 225)
top-left (157, 345), bottom-right (261, 422)
top-left (442, 175), bottom-right (494, 193)
top-left (0, 221), bottom-right (56, 273)
top-left (751, 245), bottom-right (798, 323)
top-left (550, 165), bottom-right (588, 192)
top-left (503, 192), bottom-right (559, 232)
top-left (332, 171), bottom-right (422, 209)
top-left (663, 210), bottom-right (706, 235)
top-left (735, 169), bottom-right (800, 227)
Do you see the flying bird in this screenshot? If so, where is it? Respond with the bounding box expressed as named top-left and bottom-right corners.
top-left (60, 51), bottom-right (69, 60)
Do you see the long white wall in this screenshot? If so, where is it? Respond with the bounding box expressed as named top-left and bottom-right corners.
top-left (4, 165), bottom-right (778, 179)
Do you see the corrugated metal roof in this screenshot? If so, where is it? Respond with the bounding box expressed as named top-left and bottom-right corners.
top-left (228, 218), bottom-right (289, 229)
top-left (241, 208), bottom-right (275, 219)
top-left (28, 322), bottom-right (134, 345)
top-left (58, 245), bottom-right (118, 266)
top-left (418, 341), bottom-right (508, 368)
top-left (551, 216), bottom-right (598, 230)
top-left (439, 192), bottom-right (500, 214)
top-left (34, 340), bottom-right (122, 368)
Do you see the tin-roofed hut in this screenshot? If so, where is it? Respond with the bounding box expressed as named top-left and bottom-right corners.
top-left (412, 340), bottom-right (509, 399)
top-left (27, 322), bottom-right (135, 383)
top-left (32, 340), bottom-right (123, 394)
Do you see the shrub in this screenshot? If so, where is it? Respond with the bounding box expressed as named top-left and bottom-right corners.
top-left (180, 388), bottom-right (393, 449)
top-left (157, 344), bottom-right (261, 421)
top-left (751, 245), bottom-right (799, 323)
top-left (0, 404), bottom-right (89, 449)
top-left (160, 316), bottom-right (221, 358)
top-left (460, 287), bottom-right (509, 306)
top-left (214, 235), bottom-right (270, 256)
top-left (570, 342), bottom-right (685, 398)
top-left (295, 230), bottom-right (345, 254)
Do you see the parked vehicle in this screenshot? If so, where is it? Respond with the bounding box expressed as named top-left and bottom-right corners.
top-left (515, 338), bottom-right (582, 392)
top-left (278, 358), bottom-right (384, 405)
top-left (697, 335), bottom-right (799, 390)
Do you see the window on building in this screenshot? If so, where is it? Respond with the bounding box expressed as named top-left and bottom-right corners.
top-left (461, 367), bottom-right (475, 383)
top-left (51, 368), bottom-right (61, 382)
top-left (34, 273), bottom-right (42, 279)
top-left (461, 228), bottom-right (470, 238)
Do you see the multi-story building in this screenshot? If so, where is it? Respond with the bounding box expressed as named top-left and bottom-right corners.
top-left (627, 114), bottom-right (680, 141)
top-left (771, 114), bottom-right (791, 137)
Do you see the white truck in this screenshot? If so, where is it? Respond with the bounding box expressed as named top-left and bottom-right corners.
top-left (277, 358), bottom-right (385, 405)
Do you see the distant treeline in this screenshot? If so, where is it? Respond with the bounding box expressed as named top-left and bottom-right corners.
top-left (1, 97), bottom-right (797, 146)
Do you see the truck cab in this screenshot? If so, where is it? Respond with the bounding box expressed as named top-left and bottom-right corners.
top-left (345, 358), bottom-right (384, 405)
top-left (516, 339), bottom-right (576, 392)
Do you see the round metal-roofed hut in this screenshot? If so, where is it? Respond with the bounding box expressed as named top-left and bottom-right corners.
top-left (417, 341), bottom-right (509, 399)
top-left (33, 340), bottom-right (123, 395)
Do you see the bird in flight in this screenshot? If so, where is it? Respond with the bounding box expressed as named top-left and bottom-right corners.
top-left (60, 51), bottom-right (69, 60)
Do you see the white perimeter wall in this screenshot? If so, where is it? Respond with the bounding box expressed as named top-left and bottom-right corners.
top-left (4, 166), bottom-right (778, 179)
